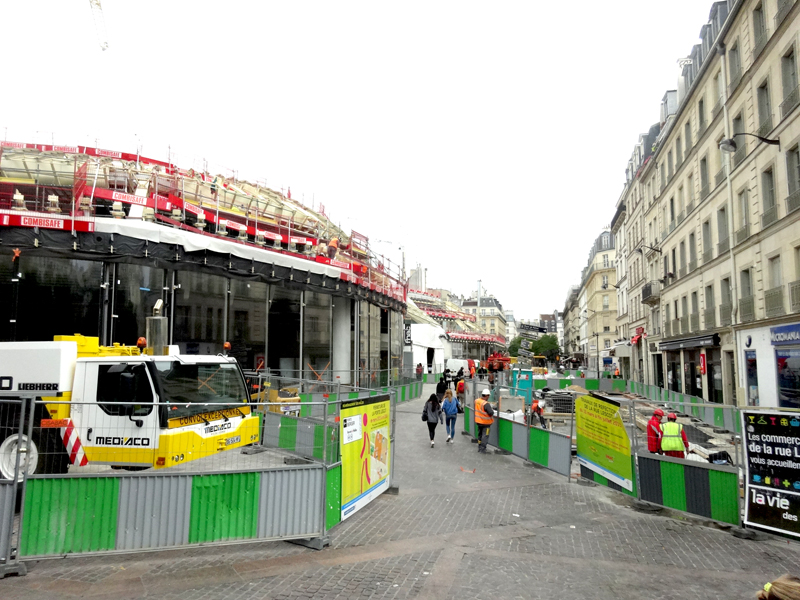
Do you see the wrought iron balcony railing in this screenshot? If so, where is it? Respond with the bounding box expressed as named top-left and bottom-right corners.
top-left (765, 286), bottom-right (786, 318)
top-left (740, 295), bottom-right (755, 323)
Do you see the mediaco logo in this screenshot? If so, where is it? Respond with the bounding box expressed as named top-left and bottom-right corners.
top-left (95, 436), bottom-right (151, 446)
top-left (204, 421), bottom-right (233, 435)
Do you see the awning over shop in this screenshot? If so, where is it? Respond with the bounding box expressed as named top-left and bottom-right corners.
top-left (614, 343), bottom-right (631, 358)
top-left (659, 333), bottom-right (720, 352)
top-left (631, 335), bottom-right (641, 345)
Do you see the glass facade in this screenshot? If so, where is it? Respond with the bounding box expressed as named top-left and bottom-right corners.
top-left (110, 264), bottom-right (166, 346)
top-left (745, 350), bottom-right (759, 406)
top-left (173, 271), bottom-right (227, 355)
top-left (666, 351), bottom-right (682, 392)
top-left (303, 291), bottom-right (331, 381)
top-left (0, 257), bottom-right (102, 342)
top-left (229, 280), bottom-right (267, 371)
top-left (390, 309), bottom-right (403, 383)
top-left (776, 348), bottom-right (800, 409)
top-left (269, 287), bottom-right (301, 376)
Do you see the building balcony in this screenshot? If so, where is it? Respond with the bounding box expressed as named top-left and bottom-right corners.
top-left (712, 97), bottom-right (723, 119)
top-left (671, 319), bottom-right (681, 335)
top-left (765, 286), bottom-right (786, 318)
top-left (735, 223), bottom-right (750, 245)
top-left (733, 143), bottom-right (746, 168)
top-left (686, 200), bottom-right (694, 214)
top-left (718, 236), bottom-right (730, 255)
top-left (690, 312), bottom-right (700, 332)
top-left (700, 182), bottom-right (710, 200)
top-left (776, 0), bottom-right (796, 28)
top-left (688, 258), bottom-right (697, 273)
top-left (664, 320), bottom-right (671, 337)
top-left (703, 248), bottom-right (714, 265)
top-left (753, 30), bottom-right (768, 61)
top-left (740, 295), bottom-right (755, 323)
top-left (756, 114), bottom-right (773, 137)
top-left (642, 280), bottom-right (662, 306)
top-left (788, 189), bottom-right (800, 214)
top-left (790, 280), bottom-right (800, 313)
top-left (781, 85), bottom-right (800, 119)
top-left (762, 205), bottom-right (779, 228)
top-left (729, 70), bottom-right (743, 96)
top-left (720, 302), bottom-right (733, 326)
top-left (677, 210), bottom-right (685, 225)
top-left (715, 166), bottom-right (727, 187)
top-left (679, 266), bottom-right (687, 278)
top-left (704, 307), bottom-right (716, 329)
top-left (668, 219), bottom-right (676, 233)
top-left (679, 316), bottom-right (688, 334)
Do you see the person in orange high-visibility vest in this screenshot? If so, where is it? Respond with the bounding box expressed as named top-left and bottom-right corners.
top-left (475, 389), bottom-right (495, 453)
top-left (327, 236), bottom-right (339, 259)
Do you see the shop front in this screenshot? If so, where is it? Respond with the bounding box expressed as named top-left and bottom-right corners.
top-left (659, 334), bottom-right (720, 401)
top-left (736, 322), bottom-right (800, 408)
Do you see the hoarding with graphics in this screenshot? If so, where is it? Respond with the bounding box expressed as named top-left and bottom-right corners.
top-left (742, 410), bottom-right (800, 538)
top-left (340, 394), bottom-right (391, 520)
top-left (575, 394), bottom-right (633, 491)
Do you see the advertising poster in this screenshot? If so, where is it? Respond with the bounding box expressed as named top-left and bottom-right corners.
top-left (340, 394), bottom-right (391, 520)
top-left (575, 394), bottom-right (633, 491)
top-left (742, 410), bottom-right (800, 538)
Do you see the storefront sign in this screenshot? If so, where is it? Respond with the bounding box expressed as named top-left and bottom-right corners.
top-left (770, 323), bottom-right (800, 345)
top-left (635, 327), bottom-right (644, 335)
top-left (575, 395), bottom-right (633, 491)
top-left (403, 324), bottom-right (411, 345)
top-left (741, 410), bottom-right (800, 538)
top-left (700, 353), bottom-right (706, 375)
top-left (340, 395), bottom-right (391, 520)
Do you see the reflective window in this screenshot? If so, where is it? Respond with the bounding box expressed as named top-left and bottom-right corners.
top-left (776, 348), bottom-right (800, 409)
top-left (111, 264), bottom-right (165, 346)
top-left (229, 280), bottom-right (267, 371)
top-left (303, 291), bottom-right (331, 381)
top-left (173, 271), bottom-right (227, 355)
top-left (269, 287), bottom-right (301, 376)
top-left (745, 351), bottom-right (759, 406)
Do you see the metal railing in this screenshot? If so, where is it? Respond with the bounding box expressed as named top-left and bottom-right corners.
top-left (690, 312), bottom-right (700, 332)
top-left (720, 302), bottom-right (733, 326)
top-left (715, 166), bottom-right (727, 187)
top-left (664, 320), bottom-right (671, 337)
top-left (678, 316), bottom-right (688, 334)
top-left (700, 182), bottom-right (710, 199)
top-left (688, 258), bottom-right (697, 273)
top-left (790, 280), bottom-right (800, 312)
top-left (762, 204), bottom-right (778, 228)
top-left (642, 280), bottom-right (661, 305)
top-left (765, 286), bottom-right (786, 318)
top-left (729, 70), bottom-right (743, 96)
top-left (776, 0), bottom-right (796, 28)
top-left (756, 113), bottom-right (773, 137)
top-left (679, 266), bottom-right (687, 278)
top-left (672, 318), bottom-right (681, 335)
top-left (718, 236), bottom-right (730, 255)
top-left (677, 210), bottom-right (685, 224)
top-left (753, 30), bottom-right (768, 61)
top-left (733, 143), bottom-right (746, 168)
top-left (703, 247), bottom-right (714, 264)
top-left (704, 307), bottom-right (716, 329)
top-left (781, 85), bottom-right (800, 119)
top-left (740, 295), bottom-right (756, 322)
top-left (788, 188), bottom-right (800, 214)
top-left (712, 97), bottom-right (723, 119)
top-left (686, 200), bottom-right (694, 214)
top-left (735, 223), bottom-right (750, 245)
top-left (669, 219), bottom-right (676, 233)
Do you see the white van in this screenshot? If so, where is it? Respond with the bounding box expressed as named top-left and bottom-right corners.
top-left (445, 359), bottom-right (470, 377)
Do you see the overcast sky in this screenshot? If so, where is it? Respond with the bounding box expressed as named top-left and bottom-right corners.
top-left (3, 1), bottom-right (714, 322)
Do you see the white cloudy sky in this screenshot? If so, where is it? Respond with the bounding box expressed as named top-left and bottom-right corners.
top-left (3, 1), bottom-right (713, 321)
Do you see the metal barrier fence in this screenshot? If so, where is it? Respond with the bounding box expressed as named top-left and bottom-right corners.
top-left (254, 364), bottom-right (446, 390)
top-left (0, 378), bottom-right (403, 569)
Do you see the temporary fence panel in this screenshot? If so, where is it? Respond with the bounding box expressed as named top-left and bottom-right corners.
top-left (637, 454), bottom-right (739, 525)
top-left (325, 464), bottom-right (342, 531)
top-left (20, 464), bottom-right (326, 558)
top-left (0, 482), bottom-right (14, 565)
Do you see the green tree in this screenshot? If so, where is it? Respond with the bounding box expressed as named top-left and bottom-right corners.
top-left (530, 334), bottom-right (560, 362)
top-left (508, 336), bottom-right (522, 357)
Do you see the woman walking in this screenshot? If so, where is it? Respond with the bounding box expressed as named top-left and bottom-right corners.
top-left (422, 393), bottom-right (444, 447)
top-left (442, 389), bottom-right (459, 443)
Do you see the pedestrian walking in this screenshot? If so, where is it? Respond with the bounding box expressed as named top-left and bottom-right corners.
top-left (442, 389), bottom-right (458, 443)
top-left (416, 363), bottom-right (423, 380)
top-left (470, 364), bottom-right (476, 379)
top-left (422, 393), bottom-right (443, 447)
top-left (647, 408), bottom-right (664, 454)
top-left (456, 377), bottom-right (466, 404)
top-left (457, 367), bottom-right (464, 380)
top-left (661, 413), bottom-right (689, 458)
top-left (436, 376), bottom-right (447, 402)
top-left (444, 368), bottom-right (452, 389)
top-left (475, 388), bottom-right (495, 453)
top-left (756, 574), bottom-right (800, 600)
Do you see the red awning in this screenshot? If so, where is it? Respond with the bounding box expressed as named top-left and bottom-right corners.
top-left (631, 335), bottom-right (641, 344)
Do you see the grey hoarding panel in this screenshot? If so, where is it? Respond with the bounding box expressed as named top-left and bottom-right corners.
top-left (599, 378), bottom-right (612, 392)
top-left (488, 418), bottom-right (499, 447)
top-left (637, 456), bottom-right (663, 506)
top-left (511, 421), bottom-right (527, 459)
top-left (547, 432), bottom-right (572, 476)
top-left (257, 466), bottom-right (323, 539)
top-left (0, 482), bottom-right (13, 560)
top-left (262, 412), bottom-right (282, 447)
top-left (117, 475), bottom-right (192, 550)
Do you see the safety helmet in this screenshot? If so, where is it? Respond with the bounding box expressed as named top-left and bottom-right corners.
top-left (668, 412), bottom-right (677, 420)
top-left (481, 389), bottom-right (490, 396)
top-left (653, 408), bottom-right (665, 417)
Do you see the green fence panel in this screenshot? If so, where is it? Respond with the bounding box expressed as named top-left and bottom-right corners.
top-left (534, 379), bottom-right (547, 390)
top-left (660, 461), bottom-right (687, 512)
top-left (714, 407), bottom-right (725, 428)
top-left (559, 379), bottom-right (570, 389)
top-left (312, 423), bottom-right (325, 460)
top-left (299, 393), bottom-right (312, 418)
top-left (593, 472), bottom-right (609, 486)
top-left (279, 416), bottom-right (298, 450)
top-left (189, 473), bottom-right (259, 543)
top-left (528, 427), bottom-right (549, 466)
top-left (464, 406), bottom-right (471, 432)
top-left (708, 469), bottom-right (739, 525)
top-left (584, 379), bottom-right (599, 390)
top-left (611, 379), bottom-right (626, 392)
top-left (401, 385), bottom-right (406, 402)
top-left (21, 477), bottom-right (119, 556)
top-left (326, 465), bottom-right (342, 530)
top-left (497, 419), bottom-right (513, 452)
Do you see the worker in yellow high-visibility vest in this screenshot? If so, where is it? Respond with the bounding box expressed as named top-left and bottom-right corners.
top-left (660, 413), bottom-right (689, 458)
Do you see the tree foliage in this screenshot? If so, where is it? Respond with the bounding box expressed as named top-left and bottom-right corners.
top-left (508, 336), bottom-right (522, 356)
top-left (530, 334), bottom-right (560, 362)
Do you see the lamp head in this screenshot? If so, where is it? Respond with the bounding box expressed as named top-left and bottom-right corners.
top-left (719, 138), bottom-right (737, 153)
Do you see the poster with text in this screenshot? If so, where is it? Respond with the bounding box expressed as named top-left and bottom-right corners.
top-left (340, 394), bottom-right (391, 520)
top-left (742, 410), bottom-right (800, 538)
top-left (576, 394), bottom-right (633, 491)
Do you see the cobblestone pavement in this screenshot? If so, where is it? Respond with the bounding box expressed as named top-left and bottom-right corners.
top-left (2, 382), bottom-right (798, 599)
